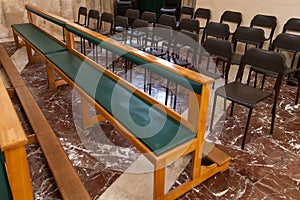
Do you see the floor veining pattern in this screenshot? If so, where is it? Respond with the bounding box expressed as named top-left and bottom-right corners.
top-left (2, 42), bottom-right (300, 200)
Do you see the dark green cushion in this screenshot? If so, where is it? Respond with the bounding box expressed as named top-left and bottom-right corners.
top-left (0, 151), bottom-right (12, 200)
top-left (65, 24), bottom-right (203, 94)
top-left (12, 23), bottom-right (66, 54)
top-left (46, 51), bottom-right (196, 155)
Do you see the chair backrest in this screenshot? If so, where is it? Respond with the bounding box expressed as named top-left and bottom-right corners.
top-left (271, 33), bottom-right (300, 53)
top-left (220, 10), bottom-right (242, 34)
top-left (164, 0), bottom-right (180, 8)
top-left (283, 18), bottom-right (300, 34)
top-left (202, 38), bottom-right (234, 60)
top-left (238, 49), bottom-right (287, 91)
top-left (250, 14), bottom-right (277, 42)
top-left (202, 38), bottom-right (234, 82)
top-left (87, 9), bottom-right (100, 30)
top-left (179, 18), bottom-right (200, 34)
top-left (179, 6), bottom-right (194, 19)
top-left (194, 8), bottom-right (211, 29)
top-left (158, 14), bottom-right (176, 29)
top-left (113, 15), bottom-right (129, 33)
top-left (125, 8), bottom-right (139, 26)
top-left (270, 33), bottom-right (300, 68)
top-left (232, 26), bottom-right (265, 52)
top-left (141, 11), bottom-right (156, 26)
top-left (201, 22), bottom-right (230, 43)
top-left (76, 6), bottom-right (87, 26)
top-left (131, 19), bottom-right (150, 29)
top-left (99, 12), bottom-right (114, 35)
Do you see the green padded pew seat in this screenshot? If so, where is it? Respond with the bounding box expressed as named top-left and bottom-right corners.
top-left (46, 51), bottom-right (196, 156)
top-left (12, 23), bottom-right (66, 54)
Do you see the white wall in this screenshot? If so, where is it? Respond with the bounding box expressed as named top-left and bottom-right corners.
top-left (196, 0), bottom-right (300, 36)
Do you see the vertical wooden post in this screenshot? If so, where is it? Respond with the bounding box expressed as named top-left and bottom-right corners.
top-left (154, 165), bottom-right (166, 200)
top-left (46, 63), bottom-right (57, 89)
top-left (188, 85), bottom-right (210, 179)
top-left (5, 147), bottom-right (33, 200)
top-left (25, 45), bottom-right (34, 63)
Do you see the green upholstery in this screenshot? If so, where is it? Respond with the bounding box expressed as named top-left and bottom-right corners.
top-left (12, 23), bottom-right (66, 55)
top-left (65, 25), bottom-right (203, 94)
top-left (25, 5), bottom-right (66, 27)
top-left (46, 51), bottom-right (196, 155)
top-left (0, 151), bottom-right (12, 200)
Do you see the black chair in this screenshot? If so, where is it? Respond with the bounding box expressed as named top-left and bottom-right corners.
top-left (158, 14), bottom-right (177, 30)
top-left (75, 6), bottom-right (87, 26)
top-left (199, 38), bottom-right (234, 83)
top-left (126, 19), bottom-right (150, 79)
top-left (125, 8), bottom-right (139, 27)
top-left (141, 11), bottom-right (156, 27)
top-left (86, 9), bottom-right (100, 31)
top-left (201, 22), bottom-right (230, 43)
top-left (125, 19), bottom-right (149, 49)
top-left (220, 10), bottom-right (242, 35)
top-left (270, 33), bottom-right (300, 70)
top-left (268, 33), bottom-right (300, 104)
top-left (210, 48), bottom-right (287, 150)
top-left (250, 14), bottom-right (277, 49)
top-left (231, 26), bottom-right (265, 65)
top-left (178, 18), bottom-right (200, 34)
top-left (283, 18), bottom-right (300, 34)
top-left (75, 6), bottom-right (88, 54)
top-left (160, 0), bottom-right (181, 21)
top-left (113, 15), bottom-right (129, 34)
top-left (165, 30), bottom-right (200, 109)
top-left (194, 7), bottom-right (211, 30)
top-left (98, 12), bottom-right (114, 36)
top-left (143, 26), bottom-right (173, 94)
top-left (179, 6), bottom-right (194, 20)
top-left (115, 0), bottom-right (133, 16)
top-left (110, 15), bottom-right (129, 72)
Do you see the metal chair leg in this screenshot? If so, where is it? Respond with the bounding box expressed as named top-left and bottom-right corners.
top-left (241, 108), bottom-right (253, 150)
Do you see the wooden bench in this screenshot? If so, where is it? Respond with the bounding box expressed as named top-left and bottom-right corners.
top-left (0, 44), bottom-right (91, 200)
top-left (46, 18), bottom-right (231, 200)
top-left (10, 4), bottom-right (231, 199)
top-left (11, 4), bottom-right (68, 88)
top-left (0, 60), bottom-right (32, 200)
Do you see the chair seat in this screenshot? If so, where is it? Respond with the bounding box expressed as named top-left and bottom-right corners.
top-left (251, 66), bottom-right (299, 78)
top-left (174, 58), bottom-right (190, 67)
top-left (216, 82), bottom-right (272, 108)
top-left (144, 47), bottom-right (166, 57)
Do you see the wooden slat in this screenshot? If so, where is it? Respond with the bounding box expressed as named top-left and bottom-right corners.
top-left (203, 142), bottom-right (231, 166)
top-left (0, 75), bottom-right (27, 151)
top-left (0, 46), bottom-right (25, 88)
top-left (4, 147), bottom-right (33, 200)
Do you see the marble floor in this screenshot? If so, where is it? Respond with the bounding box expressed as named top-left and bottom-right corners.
top-left (1, 40), bottom-right (300, 200)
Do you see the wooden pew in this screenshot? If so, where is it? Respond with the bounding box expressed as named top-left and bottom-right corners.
top-left (0, 60), bottom-right (32, 200)
top-left (46, 16), bottom-right (231, 200)
top-left (0, 45), bottom-right (90, 200)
